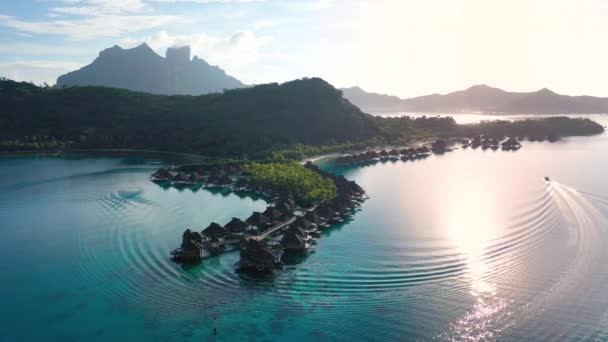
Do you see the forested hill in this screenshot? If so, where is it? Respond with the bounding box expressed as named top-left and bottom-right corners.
top-left (0, 77), bottom-right (380, 156)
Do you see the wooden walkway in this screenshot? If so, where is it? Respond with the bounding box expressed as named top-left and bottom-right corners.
top-left (181, 205), bottom-right (318, 259)
top-left (253, 216), bottom-right (296, 240)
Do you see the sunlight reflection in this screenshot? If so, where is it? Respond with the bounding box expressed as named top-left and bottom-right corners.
top-left (444, 181), bottom-right (497, 296)
top-left (441, 181), bottom-right (508, 341)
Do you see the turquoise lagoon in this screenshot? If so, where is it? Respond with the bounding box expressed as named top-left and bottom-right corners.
top-left (2, 115), bottom-right (608, 341)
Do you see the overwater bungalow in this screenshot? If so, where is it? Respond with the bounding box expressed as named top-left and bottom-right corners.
top-left (501, 137), bottom-right (522, 151)
top-left (171, 229), bottom-right (205, 262)
top-left (224, 217), bottom-right (248, 234)
top-left (246, 212), bottom-right (270, 230)
top-left (367, 151), bottom-right (379, 159)
top-left (263, 206), bottom-right (285, 221)
top-left (315, 206), bottom-right (333, 221)
top-left (330, 201), bottom-right (351, 217)
top-left (281, 229), bottom-right (308, 252)
top-left (274, 201), bottom-right (293, 214)
top-left (234, 178), bottom-right (251, 191)
top-left (304, 210), bottom-right (322, 225)
top-left (206, 175), bottom-right (220, 186)
top-left (379, 150), bottom-right (389, 157)
top-left (174, 172), bottom-right (191, 184)
top-left (202, 222), bottom-right (227, 240)
top-left (151, 168), bottom-right (173, 182)
top-left (294, 216), bottom-right (314, 231)
top-left (279, 193), bottom-right (297, 209)
top-left (239, 238), bottom-right (283, 273)
top-left (317, 205), bottom-right (342, 223)
top-left (216, 175), bottom-right (233, 186)
top-left (471, 136), bottom-right (482, 148)
top-left (431, 140), bottom-right (449, 153)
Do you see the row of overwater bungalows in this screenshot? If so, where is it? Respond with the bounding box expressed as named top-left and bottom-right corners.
top-left (172, 163), bottom-right (367, 273)
top-left (335, 146), bottom-right (432, 166)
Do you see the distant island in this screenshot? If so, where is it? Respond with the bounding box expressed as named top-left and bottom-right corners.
top-left (342, 84), bottom-right (608, 114)
top-left (56, 43), bottom-right (245, 95)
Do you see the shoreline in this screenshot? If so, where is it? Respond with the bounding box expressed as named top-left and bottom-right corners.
top-left (0, 148), bottom-right (209, 159)
top-left (301, 138), bottom-right (437, 165)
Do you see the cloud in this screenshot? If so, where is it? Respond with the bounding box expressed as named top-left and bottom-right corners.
top-left (0, 14), bottom-right (179, 40)
top-left (253, 19), bottom-right (278, 29)
top-left (149, 0), bottom-right (263, 3)
top-left (285, 0), bottom-right (336, 11)
top-left (52, 0), bottom-right (150, 15)
top-left (0, 43), bottom-right (90, 56)
top-left (0, 0), bottom-right (179, 40)
top-left (0, 60), bottom-right (81, 85)
top-left (122, 30), bottom-right (272, 74)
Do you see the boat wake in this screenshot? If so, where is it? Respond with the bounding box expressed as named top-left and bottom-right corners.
top-left (440, 180), bottom-right (608, 341)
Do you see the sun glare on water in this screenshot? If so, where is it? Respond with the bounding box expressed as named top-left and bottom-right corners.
top-left (444, 180), bottom-right (498, 295)
top-left (441, 180), bottom-right (511, 340)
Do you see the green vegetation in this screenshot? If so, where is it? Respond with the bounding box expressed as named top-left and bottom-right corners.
top-left (243, 162), bottom-right (336, 204)
top-left (0, 136), bottom-right (73, 151)
top-left (0, 77), bottom-right (379, 157)
top-left (456, 117), bottom-right (605, 139)
top-left (378, 115), bottom-right (604, 141)
top-left (0, 78), bottom-right (604, 158)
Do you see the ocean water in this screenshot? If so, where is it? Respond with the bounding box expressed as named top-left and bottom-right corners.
top-left (1, 115), bottom-right (608, 341)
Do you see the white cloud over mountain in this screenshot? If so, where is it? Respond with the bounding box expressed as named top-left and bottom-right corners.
top-left (122, 30), bottom-right (271, 75)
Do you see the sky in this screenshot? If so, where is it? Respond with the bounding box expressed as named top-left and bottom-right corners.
top-left (0, 0), bottom-right (607, 98)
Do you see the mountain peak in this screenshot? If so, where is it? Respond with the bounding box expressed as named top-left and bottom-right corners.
top-left (133, 42), bottom-right (157, 55)
top-left (536, 87), bottom-right (557, 96)
top-left (465, 84), bottom-right (503, 93)
top-left (467, 84), bottom-right (492, 90)
top-left (57, 44), bottom-right (245, 95)
top-left (342, 86), bottom-right (365, 93)
top-left (166, 46), bottom-right (191, 64)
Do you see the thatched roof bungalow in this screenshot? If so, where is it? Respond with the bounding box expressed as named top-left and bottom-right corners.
top-left (274, 201), bottom-right (293, 214)
top-left (281, 230), bottom-right (307, 252)
top-left (202, 222), bottom-right (227, 239)
top-left (304, 210), bottom-right (321, 224)
top-left (246, 212), bottom-right (270, 228)
top-left (172, 229), bottom-right (204, 261)
top-left (239, 239), bottom-right (283, 272)
top-left (224, 217), bottom-right (248, 233)
top-left (263, 206), bottom-right (285, 221)
top-left (152, 168), bottom-right (173, 180)
top-left (294, 216), bottom-right (314, 231)
top-left (431, 140), bottom-right (448, 153)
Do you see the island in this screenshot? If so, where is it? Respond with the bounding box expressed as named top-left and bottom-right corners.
top-left (153, 160), bottom-right (364, 273)
top-left (1, 76), bottom-right (605, 274)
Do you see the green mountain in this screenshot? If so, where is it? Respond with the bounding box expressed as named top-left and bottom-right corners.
top-left (0, 77), bottom-right (380, 156)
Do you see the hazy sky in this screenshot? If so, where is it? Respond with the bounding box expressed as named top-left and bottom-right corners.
top-left (0, 0), bottom-right (606, 98)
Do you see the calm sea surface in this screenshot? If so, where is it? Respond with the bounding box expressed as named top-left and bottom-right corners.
top-left (1, 114), bottom-right (608, 341)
